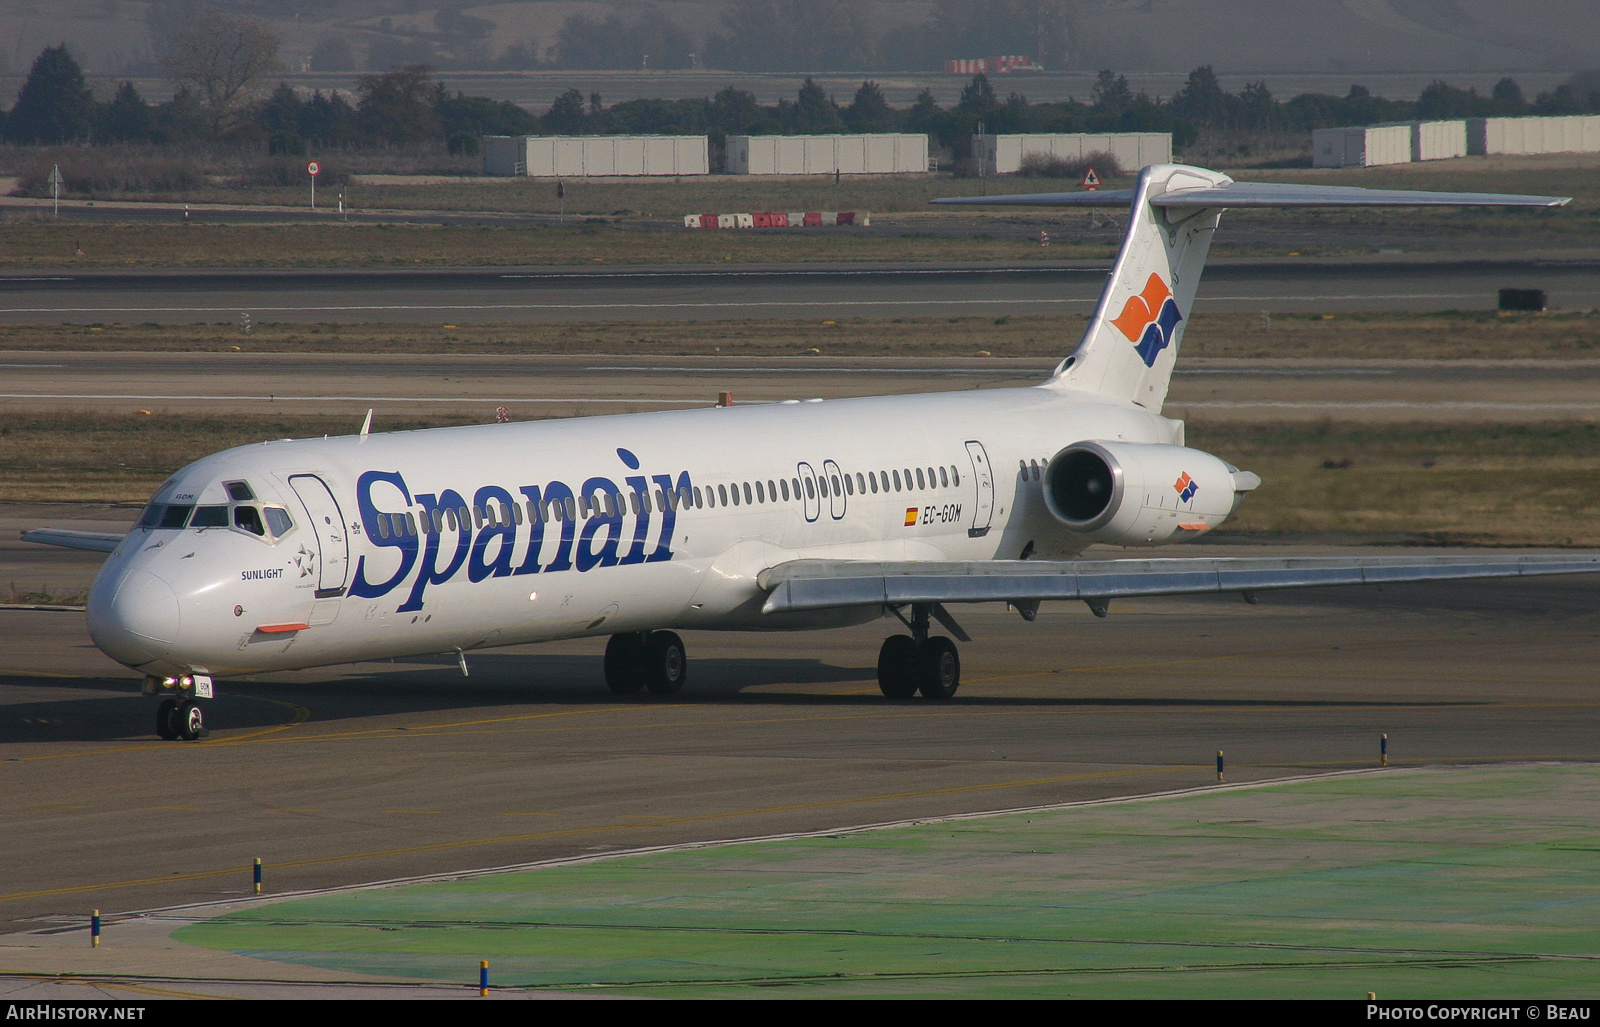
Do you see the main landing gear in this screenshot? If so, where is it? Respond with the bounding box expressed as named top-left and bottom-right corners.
top-left (877, 603), bottom-right (963, 700)
top-left (604, 631), bottom-right (688, 696)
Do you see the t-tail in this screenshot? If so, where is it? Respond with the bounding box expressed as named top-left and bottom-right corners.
top-left (933, 164), bottom-right (1569, 411)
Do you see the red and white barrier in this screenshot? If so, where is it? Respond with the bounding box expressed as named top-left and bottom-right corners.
top-left (683, 211), bottom-right (869, 228)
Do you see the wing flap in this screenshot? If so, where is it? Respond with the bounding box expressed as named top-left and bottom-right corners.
top-left (760, 555), bottom-right (1600, 614)
top-left (21, 528), bottom-right (126, 553)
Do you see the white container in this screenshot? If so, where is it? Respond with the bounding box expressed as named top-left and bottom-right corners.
top-left (1311, 125), bottom-right (1410, 167)
top-left (1411, 120), bottom-right (1467, 161)
top-left (972, 133), bottom-right (1172, 176)
top-left (1467, 116), bottom-right (1600, 156)
top-left (481, 136), bottom-right (527, 176)
top-left (726, 134), bottom-right (930, 175)
top-left (481, 135), bottom-right (709, 176)
top-left (1312, 127), bottom-right (1351, 168)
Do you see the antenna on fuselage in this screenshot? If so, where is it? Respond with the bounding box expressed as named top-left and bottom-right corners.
top-left (359, 408), bottom-right (373, 442)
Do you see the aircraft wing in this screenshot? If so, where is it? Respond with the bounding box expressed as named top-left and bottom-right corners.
top-left (21, 528), bottom-right (125, 553)
top-left (759, 554), bottom-right (1600, 614)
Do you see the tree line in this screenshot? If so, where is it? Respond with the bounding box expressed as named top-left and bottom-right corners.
top-left (291, 0), bottom-right (1079, 74)
top-left (5, 38), bottom-right (1598, 162)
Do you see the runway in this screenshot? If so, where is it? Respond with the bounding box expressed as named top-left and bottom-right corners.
top-left (5, 350), bottom-right (1598, 421)
top-left (3, 516), bottom-right (1598, 935)
top-left (2, 258), bottom-right (1593, 325)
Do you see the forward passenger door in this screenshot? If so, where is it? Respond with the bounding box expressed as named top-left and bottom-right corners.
top-left (796, 462), bottom-right (820, 522)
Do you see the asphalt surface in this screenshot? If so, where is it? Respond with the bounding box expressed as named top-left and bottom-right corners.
top-left (4, 350), bottom-right (1598, 422)
top-left (4, 516), bottom-right (1599, 938)
top-left (2, 258), bottom-right (1594, 325)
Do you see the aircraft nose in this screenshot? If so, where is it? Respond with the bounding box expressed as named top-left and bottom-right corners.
top-left (87, 567), bottom-right (181, 666)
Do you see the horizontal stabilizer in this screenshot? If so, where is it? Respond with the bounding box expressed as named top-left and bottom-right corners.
top-left (21, 528), bottom-right (125, 553)
top-left (759, 554), bottom-right (1600, 614)
top-left (931, 164), bottom-right (1571, 413)
top-left (932, 182), bottom-right (1570, 208)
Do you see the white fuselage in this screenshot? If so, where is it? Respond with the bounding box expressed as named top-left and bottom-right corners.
top-left (87, 383), bottom-right (1196, 678)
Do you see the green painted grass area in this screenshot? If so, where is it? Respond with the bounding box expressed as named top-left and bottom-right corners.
top-left (174, 766), bottom-right (1600, 998)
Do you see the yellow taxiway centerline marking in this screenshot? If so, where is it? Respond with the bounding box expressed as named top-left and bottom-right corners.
top-left (4, 695), bottom-right (311, 762)
top-left (0, 973), bottom-right (227, 1001)
top-left (3, 701), bottom-right (670, 762)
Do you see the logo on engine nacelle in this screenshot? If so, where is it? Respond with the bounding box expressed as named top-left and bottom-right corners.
top-left (1174, 471), bottom-right (1199, 502)
top-left (1110, 273), bottom-right (1184, 368)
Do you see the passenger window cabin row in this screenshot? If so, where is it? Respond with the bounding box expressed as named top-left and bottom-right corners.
top-left (1021, 458), bottom-right (1051, 482)
top-left (685, 462), bottom-right (963, 513)
top-left (371, 460), bottom-right (970, 540)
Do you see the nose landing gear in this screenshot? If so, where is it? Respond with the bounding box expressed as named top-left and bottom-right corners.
top-left (877, 604), bottom-right (964, 700)
top-left (145, 675), bottom-right (211, 741)
top-left (604, 631), bottom-right (688, 696)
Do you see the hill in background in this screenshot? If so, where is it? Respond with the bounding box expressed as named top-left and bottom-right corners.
top-left (2, 0), bottom-right (1594, 82)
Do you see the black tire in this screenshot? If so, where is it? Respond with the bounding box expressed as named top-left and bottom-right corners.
top-left (916, 637), bottom-right (961, 700)
top-left (643, 631), bottom-right (687, 695)
top-left (604, 633), bottom-right (646, 694)
top-left (177, 700), bottom-right (204, 741)
top-left (877, 635), bottom-right (919, 698)
top-left (156, 699), bottom-right (179, 740)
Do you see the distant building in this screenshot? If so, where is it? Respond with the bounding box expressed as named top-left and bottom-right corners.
top-left (1312, 125), bottom-right (1411, 167)
top-left (483, 136), bottom-right (709, 177)
top-left (1467, 116), bottom-right (1600, 156)
top-left (726, 134), bottom-right (930, 175)
top-left (973, 133), bottom-right (1171, 176)
top-left (1411, 121), bottom-right (1468, 161)
top-left (945, 56), bottom-right (1037, 74)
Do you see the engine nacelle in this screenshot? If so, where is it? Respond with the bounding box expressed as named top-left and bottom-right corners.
top-left (1043, 441), bottom-right (1259, 546)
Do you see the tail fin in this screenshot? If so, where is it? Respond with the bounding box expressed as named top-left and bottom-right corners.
top-left (933, 164), bottom-right (1568, 411)
top-left (1053, 164), bottom-right (1226, 410)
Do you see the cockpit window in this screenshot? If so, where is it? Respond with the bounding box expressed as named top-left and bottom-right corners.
top-left (191, 505), bottom-right (229, 528)
top-left (264, 507), bottom-right (293, 537)
top-left (138, 503), bottom-right (164, 528)
top-left (225, 481), bottom-right (255, 502)
top-left (234, 505), bottom-right (265, 536)
top-left (159, 504), bottom-right (194, 529)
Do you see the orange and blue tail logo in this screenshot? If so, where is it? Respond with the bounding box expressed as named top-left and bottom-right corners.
top-left (1110, 273), bottom-right (1184, 367)
top-left (1174, 472), bottom-right (1198, 502)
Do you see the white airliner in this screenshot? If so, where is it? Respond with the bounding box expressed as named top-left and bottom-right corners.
top-left (25, 163), bottom-right (1599, 742)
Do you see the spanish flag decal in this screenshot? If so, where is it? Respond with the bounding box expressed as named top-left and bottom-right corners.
top-left (904, 508), bottom-right (918, 526)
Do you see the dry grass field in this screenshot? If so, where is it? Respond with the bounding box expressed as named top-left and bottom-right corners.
top-left (0, 220), bottom-right (1112, 269)
top-left (4, 411), bottom-right (1597, 546)
top-left (1192, 421), bottom-right (1600, 547)
top-left (29, 157), bottom-right (1600, 217)
top-left (6, 310), bottom-right (1597, 360)
top-left (17, 170), bottom-right (1139, 218)
top-left (1, 156), bottom-right (1592, 268)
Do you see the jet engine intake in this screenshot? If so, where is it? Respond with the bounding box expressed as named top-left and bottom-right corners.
top-left (1043, 440), bottom-right (1259, 546)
